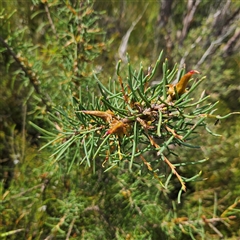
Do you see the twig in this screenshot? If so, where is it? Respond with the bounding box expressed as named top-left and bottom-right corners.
top-left (44, 215), bottom-right (66, 240)
top-left (202, 215), bottom-right (224, 238)
top-left (179, 0), bottom-right (201, 45)
top-left (66, 217), bottom-right (76, 240)
top-left (175, 215), bottom-right (236, 225)
top-left (178, 36), bottom-right (202, 79)
top-left (0, 36), bottom-right (51, 110)
top-left (82, 205), bottom-right (115, 233)
top-left (212, 1), bottom-right (233, 36)
top-left (118, 4), bottom-right (148, 62)
top-left (43, 2), bottom-right (58, 39)
top-left (163, 155), bottom-right (186, 191)
top-left (0, 158), bottom-right (9, 163)
top-left (0, 229), bottom-right (25, 238)
top-left (2, 183), bottom-right (44, 203)
top-left (83, 205), bottom-right (100, 213)
top-left (21, 104), bottom-right (27, 162)
top-left (222, 29), bottom-right (240, 56)
top-left (158, 0), bottom-right (174, 28)
top-left (195, 25), bottom-right (235, 67)
top-left (221, 199), bottom-right (240, 217)
top-left (175, 215), bottom-right (236, 239)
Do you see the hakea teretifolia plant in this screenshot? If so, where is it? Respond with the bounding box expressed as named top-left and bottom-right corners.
top-left (36, 51), bottom-right (238, 199)
top-left (77, 54), bottom-right (212, 191)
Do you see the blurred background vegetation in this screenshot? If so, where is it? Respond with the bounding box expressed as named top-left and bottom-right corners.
top-left (0, 0), bottom-right (239, 239)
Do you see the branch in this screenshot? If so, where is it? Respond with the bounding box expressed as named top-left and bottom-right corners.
top-left (202, 215), bottom-right (224, 238)
top-left (222, 28), bottom-right (240, 57)
top-left (179, 0), bottom-right (201, 46)
top-left (221, 199), bottom-right (240, 217)
top-left (178, 35), bottom-right (202, 77)
top-left (163, 155), bottom-right (186, 192)
top-left (2, 183), bottom-right (44, 203)
top-left (158, 0), bottom-right (173, 28)
top-left (66, 217), bottom-right (76, 240)
top-left (175, 215), bottom-right (236, 238)
top-left (0, 36), bottom-right (51, 110)
top-left (212, 1), bottom-right (231, 35)
top-left (44, 214), bottom-right (66, 240)
top-left (0, 229), bottom-right (25, 238)
top-left (43, 1), bottom-right (58, 39)
top-left (195, 25), bottom-right (236, 67)
top-left (118, 4), bottom-right (148, 62)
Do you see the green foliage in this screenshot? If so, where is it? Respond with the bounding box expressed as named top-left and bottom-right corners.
top-left (1, 1), bottom-right (240, 239)
top-left (36, 51), bottom-right (237, 199)
top-left (0, 0), bottom-right (106, 113)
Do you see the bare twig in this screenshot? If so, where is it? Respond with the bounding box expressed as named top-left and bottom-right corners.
top-left (178, 36), bottom-right (202, 76)
top-left (202, 215), bottom-right (224, 238)
top-left (212, 0), bottom-right (231, 35)
top-left (83, 205), bottom-right (100, 213)
top-left (0, 158), bottom-right (9, 163)
top-left (158, 0), bottom-right (173, 28)
top-left (175, 215), bottom-right (237, 239)
top-left (179, 0), bottom-right (201, 45)
top-left (175, 215), bottom-right (236, 225)
top-left (195, 25), bottom-right (236, 68)
top-left (118, 4), bottom-right (148, 62)
top-left (44, 2), bottom-right (58, 39)
top-left (222, 28), bottom-right (240, 56)
top-left (66, 217), bottom-right (76, 240)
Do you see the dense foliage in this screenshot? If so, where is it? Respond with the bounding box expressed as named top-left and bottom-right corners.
top-left (0, 0), bottom-right (239, 239)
